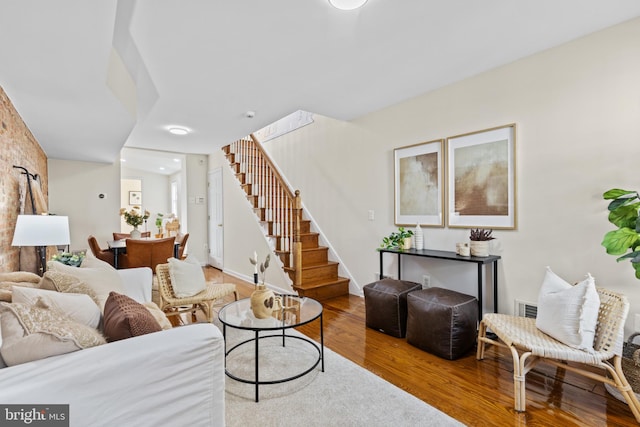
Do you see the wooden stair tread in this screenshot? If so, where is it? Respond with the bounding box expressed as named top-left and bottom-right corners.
top-left (294, 276), bottom-right (349, 290)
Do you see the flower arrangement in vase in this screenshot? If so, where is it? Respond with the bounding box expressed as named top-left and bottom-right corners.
top-left (120, 206), bottom-right (150, 239)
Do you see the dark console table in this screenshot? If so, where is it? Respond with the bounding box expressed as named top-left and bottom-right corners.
top-left (378, 248), bottom-right (501, 321)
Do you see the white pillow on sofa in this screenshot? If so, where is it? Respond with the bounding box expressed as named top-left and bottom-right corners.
top-left (535, 267), bottom-right (600, 351)
top-left (12, 286), bottom-right (101, 329)
top-left (47, 261), bottom-right (124, 311)
top-left (168, 255), bottom-right (206, 298)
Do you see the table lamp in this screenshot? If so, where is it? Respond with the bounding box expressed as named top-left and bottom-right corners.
top-left (11, 214), bottom-right (71, 275)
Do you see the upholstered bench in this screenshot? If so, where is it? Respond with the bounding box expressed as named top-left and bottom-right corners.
top-left (406, 287), bottom-right (478, 360)
top-left (363, 278), bottom-right (422, 338)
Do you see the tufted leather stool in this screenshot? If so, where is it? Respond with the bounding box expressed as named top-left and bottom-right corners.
top-left (364, 278), bottom-right (422, 338)
top-left (406, 287), bottom-right (478, 360)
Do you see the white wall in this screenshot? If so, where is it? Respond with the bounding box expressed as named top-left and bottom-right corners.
top-left (209, 150), bottom-right (293, 292)
top-left (220, 18), bottom-right (640, 336)
top-left (48, 159), bottom-right (121, 251)
top-left (121, 167), bottom-right (170, 234)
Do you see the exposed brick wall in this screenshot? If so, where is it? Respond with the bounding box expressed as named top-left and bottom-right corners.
top-left (0, 86), bottom-right (48, 272)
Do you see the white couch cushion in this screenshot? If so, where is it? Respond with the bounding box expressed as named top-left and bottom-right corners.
top-left (535, 267), bottom-right (600, 351)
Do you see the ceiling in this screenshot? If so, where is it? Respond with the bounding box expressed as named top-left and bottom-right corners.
top-left (2, 1), bottom-right (640, 168)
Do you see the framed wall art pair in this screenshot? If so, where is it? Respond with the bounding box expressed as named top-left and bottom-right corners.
top-left (394, 123), bottom-right (516, 229)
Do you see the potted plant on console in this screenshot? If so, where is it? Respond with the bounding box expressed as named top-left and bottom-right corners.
top-left (469, 228), bottom-right (494, 257)
top-left (380, 227), bottom-right (414, 251)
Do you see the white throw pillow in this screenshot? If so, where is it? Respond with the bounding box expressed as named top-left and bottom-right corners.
top-left (168, 255), bottom-right (206, 298)
top-left (12, 286), bottom-right (101, 329)
top-left (81, 250), bottom-right (115, 270)
top-left (535, 267), bottom-right (600, 351)
top-left (47, 261), bottom-right (124, 311)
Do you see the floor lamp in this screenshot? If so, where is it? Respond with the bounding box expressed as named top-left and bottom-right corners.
top-left (11, 214), bottom-right (71, 275)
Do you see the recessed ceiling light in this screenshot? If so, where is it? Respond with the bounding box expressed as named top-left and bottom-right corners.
top-left (159, 167), bottom-right (165, 171)
top-left (120, 158), bottom-right (126, 162)
top-left (168, 126), bottom-right (189, 135)
top-left (329, 0), bottom-right (367, 10)
top-left (173, 158), bottom-right (180, 163)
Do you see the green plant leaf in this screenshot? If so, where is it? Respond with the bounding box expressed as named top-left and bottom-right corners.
top-left (634, 262), bottom-right (640, 280)
top-left (608, 202), bottom-right (640, 228)
top-left (602, 228), bottom-right (640, 255)
top-left (604, 188), bottom-right (636, 200)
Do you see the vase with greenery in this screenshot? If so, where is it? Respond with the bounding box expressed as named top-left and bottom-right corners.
top-left (120, 206), bottom-right (150, 239)
top-left (469, 228), bottom-right (494, 257)
top-left (602, 188), bottom-right (640, 279)
top-left (155, 213), bottom-right (164, 237)
top-left (380, 227), bottom-right (414, 251)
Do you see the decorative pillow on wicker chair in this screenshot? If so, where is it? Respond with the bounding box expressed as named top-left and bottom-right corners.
top-left (167, 255), bottom-right (206, 297)
top-left (12, 286), bottom-right (101, 329)
top-left (0, 299), bottom-right (105, 367)
top-left (535, 267), bottom-right (600, 351)
top-left (46, 261), bottom-right (124, 311)
top-left (103, 292), bottom-right (162, 342)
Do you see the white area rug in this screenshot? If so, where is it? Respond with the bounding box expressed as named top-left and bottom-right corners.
top-left (223, 328), bottom-right (463, 427)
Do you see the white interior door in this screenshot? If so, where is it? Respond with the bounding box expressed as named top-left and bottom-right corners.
top-left (208, 168), bottom-right (224, 269)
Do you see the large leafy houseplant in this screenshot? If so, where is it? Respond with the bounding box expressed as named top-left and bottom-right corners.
top-left (602, 188), bottom-right (640, 279)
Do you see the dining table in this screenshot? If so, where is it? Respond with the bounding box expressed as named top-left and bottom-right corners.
top-left (107, 238), bottom-right (180, 269)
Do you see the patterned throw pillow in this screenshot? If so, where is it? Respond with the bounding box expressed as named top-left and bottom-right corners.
top-left (103, 292), bottom-right (162, 342)
top-left (12, 286), bottom-right (101, 329)
top-left (0, 299), bottom-right (106, 367)
top-left (39, 270), bottom-right (100, 307)
top-left (45, 262), bottom-right (124, 311)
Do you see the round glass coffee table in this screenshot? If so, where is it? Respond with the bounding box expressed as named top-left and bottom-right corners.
top-left (218, 294), bottom-right (324, 402)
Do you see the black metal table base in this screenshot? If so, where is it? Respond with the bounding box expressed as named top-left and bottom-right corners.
top-left (224, 316), bottom-right (324, 402)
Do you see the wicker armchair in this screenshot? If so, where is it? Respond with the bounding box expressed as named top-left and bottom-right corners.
top-left (477, 287), bottom-right (640, 422)
top-left (155, 263), bottom-right (238, 323)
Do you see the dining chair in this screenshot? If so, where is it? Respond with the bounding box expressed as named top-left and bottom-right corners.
top-left (113, 231), bottom-right (151, 240)
top-left (87, 235), bottom-right (115, 267)
top-left (176, 233), bottom-right (189, 259)
top-left (119, 236), bottom-right (175, 271)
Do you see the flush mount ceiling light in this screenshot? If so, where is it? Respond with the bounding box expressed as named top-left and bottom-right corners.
top-left (168, 126), bottom-right (189, 135)
top-left (329, 0), bottom-right (368, 10)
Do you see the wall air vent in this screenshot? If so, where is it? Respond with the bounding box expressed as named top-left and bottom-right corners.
top-left (514, 300), bottom-right (538, 319)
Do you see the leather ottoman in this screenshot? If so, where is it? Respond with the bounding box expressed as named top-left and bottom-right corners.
top-left (364, 278), bottom-right (422, 338)
top-left (406, 287), bottom-right (478, 360)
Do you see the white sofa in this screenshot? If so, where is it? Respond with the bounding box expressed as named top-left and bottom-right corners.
top-left (0, 267), bottom-right (226, 427)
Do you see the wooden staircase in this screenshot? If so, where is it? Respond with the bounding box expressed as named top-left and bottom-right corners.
top-left (222, 135), bottom-right (349, 301)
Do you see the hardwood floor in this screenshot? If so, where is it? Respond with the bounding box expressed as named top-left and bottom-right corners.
top-left (204, 267), bottom-right (637, 426)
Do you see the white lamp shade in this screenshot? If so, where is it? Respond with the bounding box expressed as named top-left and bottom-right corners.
top-left (11, 215), bottom-right (70, 247)
top-left (329, 0), bottom-right (368, 10)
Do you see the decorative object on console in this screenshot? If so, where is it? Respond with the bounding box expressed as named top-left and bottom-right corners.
top-left (447, 124), bottom-right (516, 229)
top-left (393, 139), bottom-right (445, 227)
top-left (11, 214), bottom-right (71, 275)
top-left (379, 227), bottom-right (414, 251)
top-left (601, 188), bottom-right (640, 280)
top-left (414, 224), bottom-right (424, 250)
top-left (469, 228), bottom-right (494, 257)
top-left (120, 206), bottom-right (150, 239)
